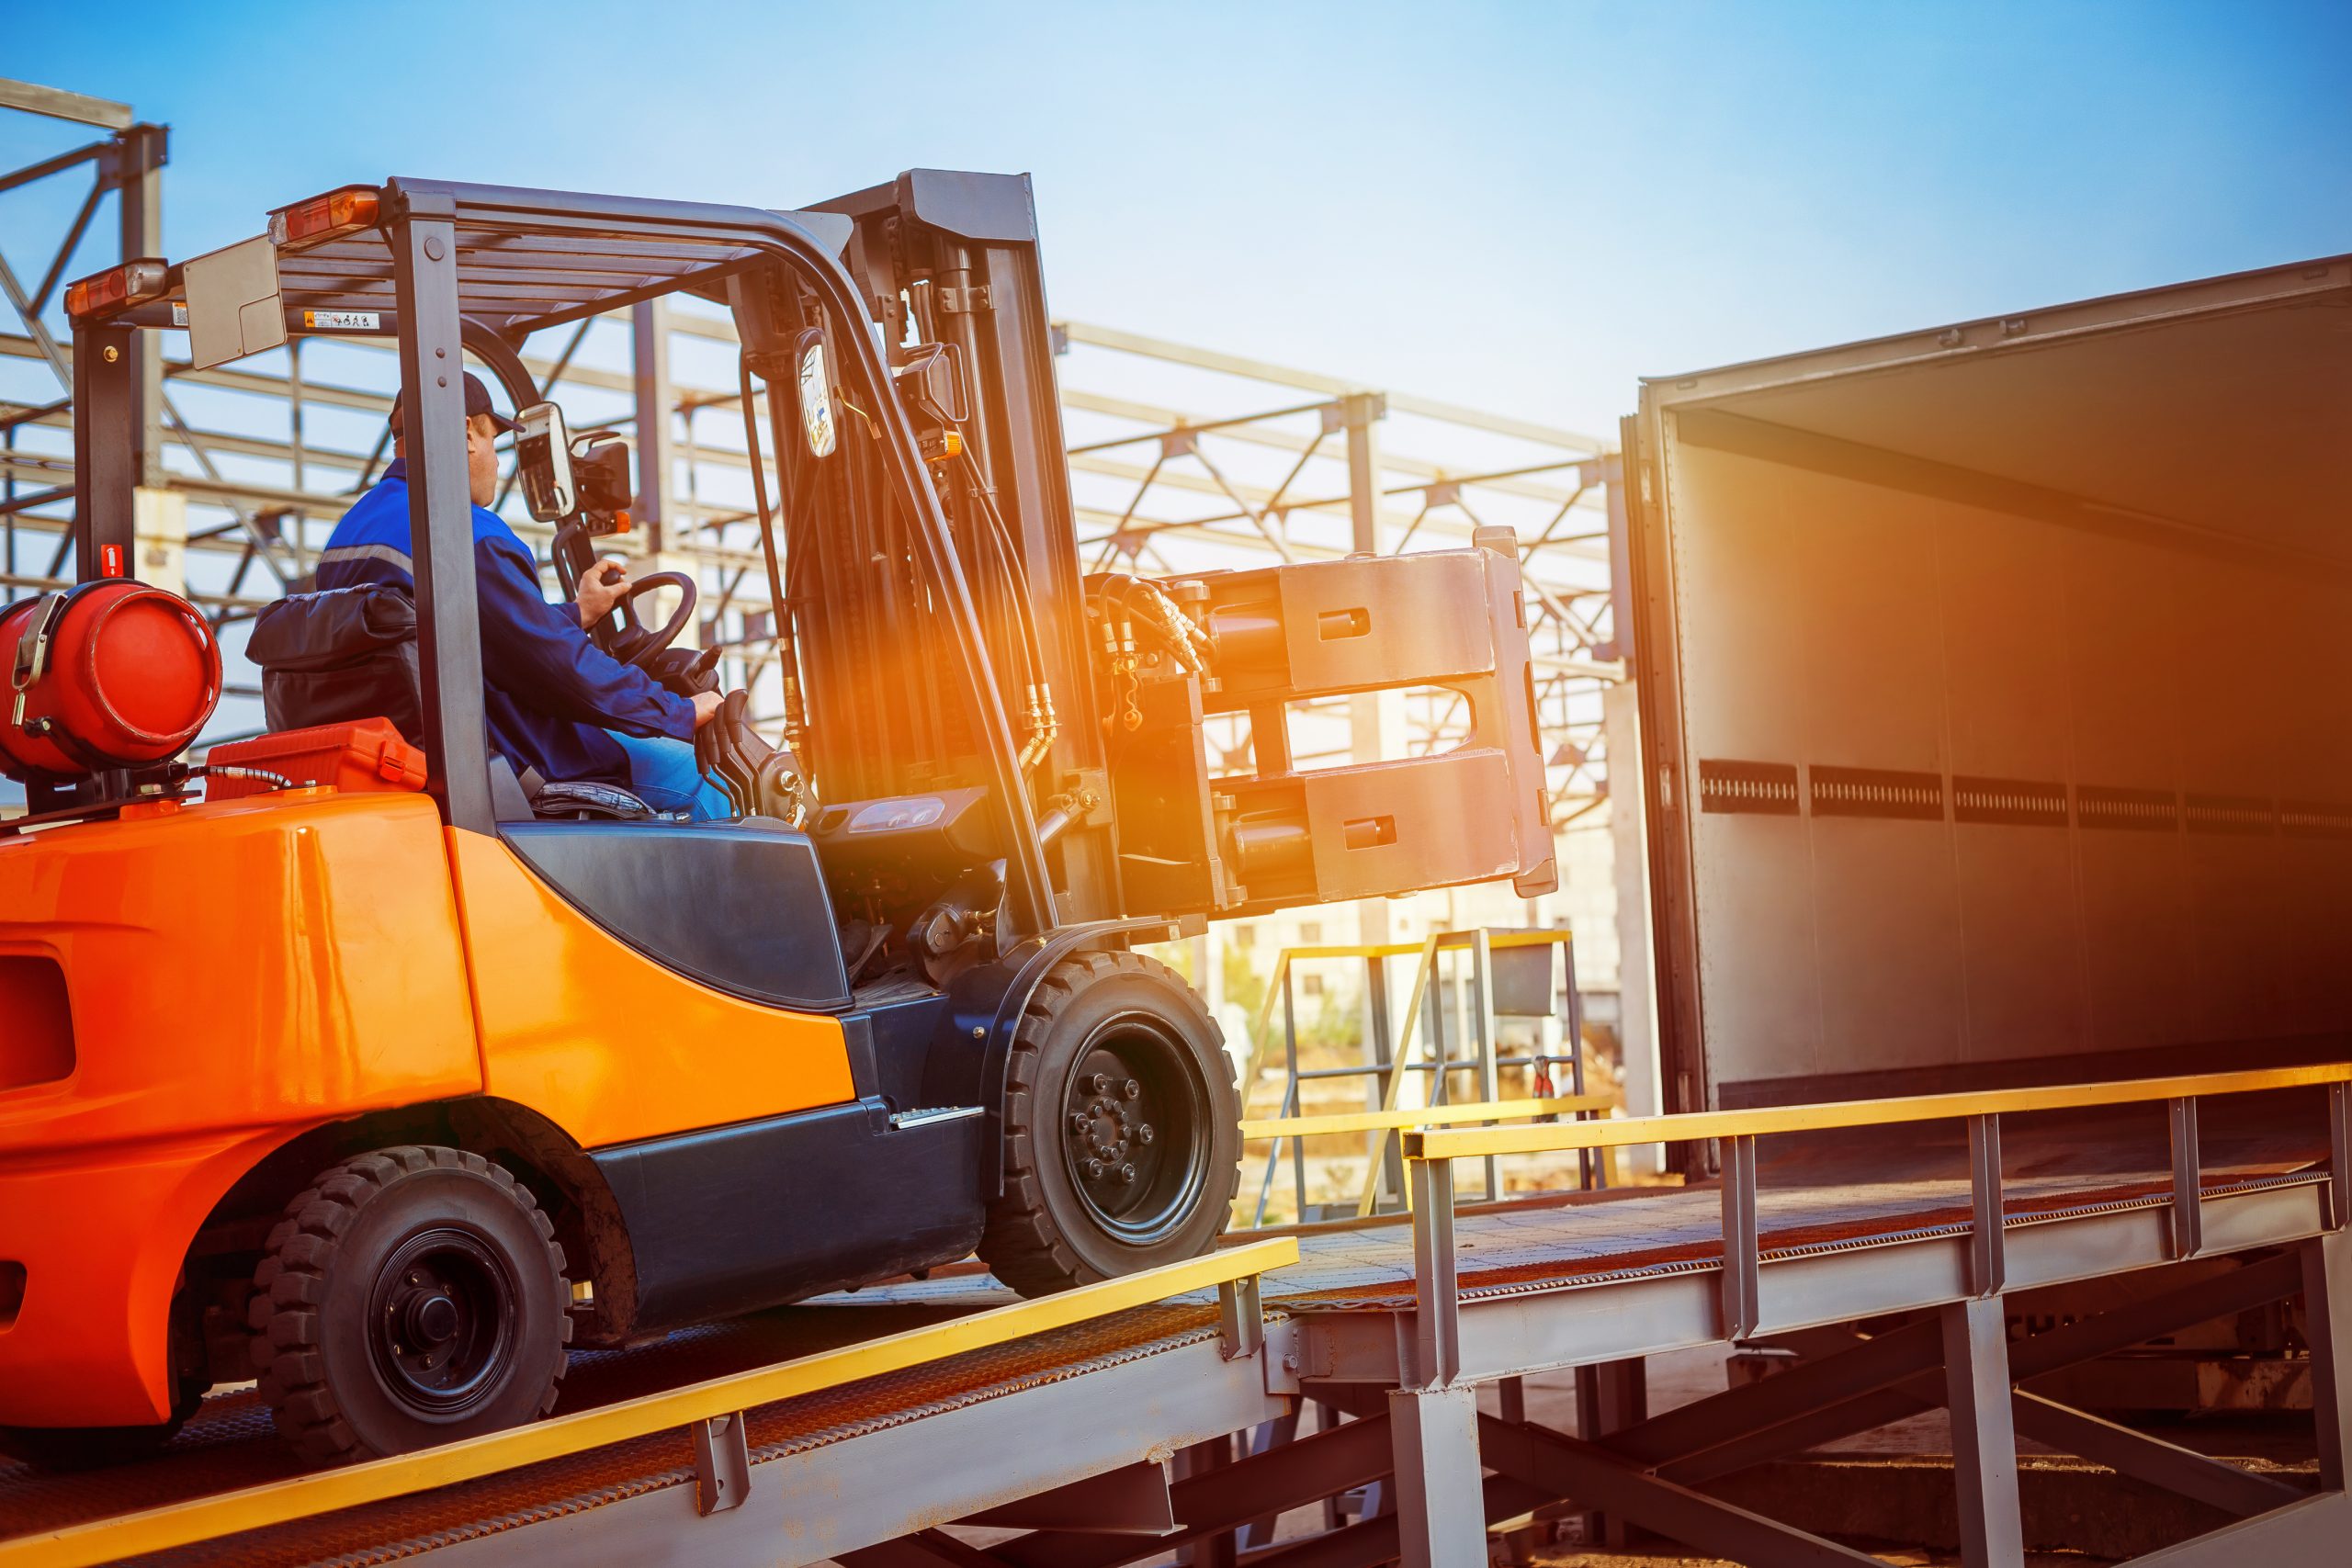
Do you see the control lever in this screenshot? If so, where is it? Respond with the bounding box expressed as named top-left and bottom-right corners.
top-left (693, 689), bottom-right (809, 827)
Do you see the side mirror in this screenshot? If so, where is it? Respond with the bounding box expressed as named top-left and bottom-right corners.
top-left (892, 342), bottom-right (969, 430)
top-left (515, 400), bottom-right (576, 521)
top-left (795, 328), bottom-right (838, 460)
top-left (573, 433), bottom-right (634, 515)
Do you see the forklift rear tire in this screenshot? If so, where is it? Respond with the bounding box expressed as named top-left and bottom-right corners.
top-left (248, 1145), bottom-right (571, 1466)
top-left (979, 951), bottom-right (1241, 1296)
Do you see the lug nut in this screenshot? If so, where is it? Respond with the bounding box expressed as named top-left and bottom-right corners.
top-left (1118, 1163), bottom-right (1137, 1183)
top-left (1069, 1113), bottom-right (1090, 1134)
top-left (1090, 1073), bottom-right (1112, 1093)
top-left (1136, 1124), bottom-right (1155, 1145)
top-left (1085, 1158), bottom-right (1104, 1179)
top-left (1122, 1078), bottom-right (1141, 1100)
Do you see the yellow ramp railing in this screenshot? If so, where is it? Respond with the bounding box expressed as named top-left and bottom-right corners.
top-left (1, 1236), bottom-right (1300, 1568)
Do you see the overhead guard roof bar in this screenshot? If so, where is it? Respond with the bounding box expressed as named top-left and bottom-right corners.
top-left (66, 179), bottom-right (1055, 935)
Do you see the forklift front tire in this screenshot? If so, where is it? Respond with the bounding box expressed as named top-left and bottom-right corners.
top-left (979, 951), bottom-right (1241, 1296)
top-left (249, 1145), bottom-right (571, 1466)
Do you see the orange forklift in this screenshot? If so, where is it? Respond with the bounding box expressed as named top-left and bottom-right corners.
top-left (0, 172), bottom-right (1555, 1469)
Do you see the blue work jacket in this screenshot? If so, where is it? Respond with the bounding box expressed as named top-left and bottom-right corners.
top-left (315, 460), bottom-right (695, 786)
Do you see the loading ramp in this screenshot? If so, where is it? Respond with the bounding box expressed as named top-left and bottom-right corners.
top-left (3, 1066), bottom-right (2348, 1568)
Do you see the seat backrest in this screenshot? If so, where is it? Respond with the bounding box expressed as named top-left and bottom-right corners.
top-left (246, 585), bottom-right (423, 743)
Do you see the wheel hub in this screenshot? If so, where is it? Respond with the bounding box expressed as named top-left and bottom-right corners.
top-left (401, 1290), bottom-right (461, 1348)
top-left (366, 1228), bottom-right (519, 1417)
top-left (1058, 1020), bottom-right (1212, 1246)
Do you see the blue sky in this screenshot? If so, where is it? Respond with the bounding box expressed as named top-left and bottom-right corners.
top-left (5, 0), bottom-right (2347, 436)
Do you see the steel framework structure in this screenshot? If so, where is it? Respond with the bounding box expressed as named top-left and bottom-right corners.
top-left (0, 82), bottom-right (1626, 826)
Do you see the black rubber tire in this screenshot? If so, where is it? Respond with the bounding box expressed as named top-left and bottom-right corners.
top-left (978, 951), bottom-right (1241, 1296)
top-left (247, 1145), bottom-right (571, 1467)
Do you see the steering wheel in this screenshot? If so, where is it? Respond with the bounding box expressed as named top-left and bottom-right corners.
top-left (601, 570), bottom-right (698, 669)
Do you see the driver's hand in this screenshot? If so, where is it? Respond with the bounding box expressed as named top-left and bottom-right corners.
top-left (577, 558), bottom-right (632, 628)
top-left (691, 689), bottom-right (725, 730)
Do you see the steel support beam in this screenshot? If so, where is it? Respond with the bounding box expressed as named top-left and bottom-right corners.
top-left (1386, 1386), bottom-right (1485, 1568)
top-left (1248, 1474), bottom-right (1549, 1568)
top-left (390, 189), bottom-right (496, 834)
top-left (68, 321), bottom-right (134, 580)
top-left (2007, 1392), bottom-right (2302, 1518)
top-left (1479, 1416), bottom-right (1883, 1567)
top-left (1608, 1316), bottom-right (1940, 1468)
top-left (1657, 1251), bottom-right (2307, 1486)
top-left (0, 78), bottom-right (133, 129)
top-left (1721, 1134), bottom-right (1761, 1338)
top-left (965, 1459), bottom-right (1176, 1536)
top-left (111, 122), bottom-right (166, 491)
top-left (1939, 1296), bottom-right (2024, 1568)
top-left (2309, 1229), bottom-right (2352, 1494)
top-left (630, 296), bottom-right (673, 549)
top-left (2120, 1491), bottom-right (2352, 1566)
top-left (1968, 1113), bottom-right (2006, 1295)
top-left (846, 1531), bottom-right (1019, 1568)
top-left (995, 1415), bottom-right (1395, 1568)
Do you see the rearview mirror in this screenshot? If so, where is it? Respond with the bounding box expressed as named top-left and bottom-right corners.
top-left (515, 400), bottom-right (576, 521)
top-left (795, 329), bottom-right (837, 460)
top-left (892, 342), bottom-right (969, 429)
top-left (573, 433), bottom-right (634, 515)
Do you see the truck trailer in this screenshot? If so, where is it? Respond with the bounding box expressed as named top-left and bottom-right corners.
top-left (1623, 252), bottom-right (2352, 1122)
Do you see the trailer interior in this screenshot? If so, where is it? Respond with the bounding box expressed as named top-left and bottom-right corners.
top-left (1627, 255), bottom-right (2352, 1111)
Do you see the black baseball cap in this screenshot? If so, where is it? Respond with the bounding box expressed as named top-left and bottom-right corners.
top-left (388, 371), bottom-right (519, 435)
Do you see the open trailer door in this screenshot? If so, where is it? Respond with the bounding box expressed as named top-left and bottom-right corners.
top-left (1628, 255), bottom-right (2352, 1113)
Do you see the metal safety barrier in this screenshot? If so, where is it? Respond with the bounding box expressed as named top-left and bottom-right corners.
top-left (1242, 928), bottom-right (1603, 1223)
top-left (1238, 1095), bottom-right (1612, 1231)
top-left (1396, 1063), bottom-right (2352, 1388)
top-left (0, 1236), bottom-right (1301, 1568)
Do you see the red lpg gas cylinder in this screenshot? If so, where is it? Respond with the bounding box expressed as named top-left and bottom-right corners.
top-left (0, 581), bottom-right (221, 781)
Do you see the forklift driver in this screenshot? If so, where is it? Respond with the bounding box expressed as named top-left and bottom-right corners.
top-left (317, 373), bottom-right (730, 819)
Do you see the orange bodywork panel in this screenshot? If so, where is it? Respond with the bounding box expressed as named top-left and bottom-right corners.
top-left (0, 792), bottom-right (479, 1425)
top-left (444, 828), bottom-right (855, 1150)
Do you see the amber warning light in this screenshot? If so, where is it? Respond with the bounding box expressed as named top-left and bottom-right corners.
top-left (268, 186), bottom-right (382, 248)
top-left (62, 258), bottom-right (168, 321)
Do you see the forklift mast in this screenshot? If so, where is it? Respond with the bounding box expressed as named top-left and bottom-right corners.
top-left (811, 172), bottom-right (1120, 921)
top-left (805, 172), bottom-right (1555, 929)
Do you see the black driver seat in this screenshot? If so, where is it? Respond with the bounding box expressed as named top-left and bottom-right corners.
top-left (247, 585), bottom-right (663, 821)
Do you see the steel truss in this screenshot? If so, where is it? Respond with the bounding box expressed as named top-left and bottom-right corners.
top-left (0, 85), bottom-right (1625, 814)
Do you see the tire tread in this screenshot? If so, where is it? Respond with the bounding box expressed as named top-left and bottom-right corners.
top-left (249, 1144), bottom-right (570, 1466)
top-left (978, 952), bottom-right (1239, 1296)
